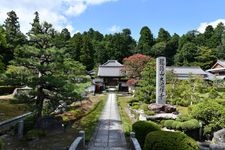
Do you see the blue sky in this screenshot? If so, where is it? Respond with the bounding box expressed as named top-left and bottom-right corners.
top-left (0, 0), bottom-right (225, 40)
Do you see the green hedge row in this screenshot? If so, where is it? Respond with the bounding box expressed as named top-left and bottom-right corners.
top-left (164, 119), bottom-right (200, 131)
top-left (132, 121), bottom-right (160, 148)
top-left (143, 131), bottom-right (199, 150)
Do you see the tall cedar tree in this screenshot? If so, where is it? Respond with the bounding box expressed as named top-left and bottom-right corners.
top-left (137, 26), bottom-right (154, 55)
top-left (3, 10), bottom-right (26, 64)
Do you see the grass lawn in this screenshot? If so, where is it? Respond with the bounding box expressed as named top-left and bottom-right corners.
top-left (0, 96), bottom-right (28, 121)
top-left (117, 95), bottom-right (133, 137)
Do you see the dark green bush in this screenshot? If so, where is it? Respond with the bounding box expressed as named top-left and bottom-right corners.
top-left (132, 121), bottom-right (160, 148)
top-left (25, 129), bottom-right (46, 140)
top-left (164, 119), bottom-right (200, 131)
top-left (163, 120), bottom-right (174, 129)
top-left (23, 115), bottom-right (36, 135)
top-left (181, 119), bottom-right (200, 131)
top-left (0, 139), bottom-right (4, 150)
top-left (171, 120), bottom-right (179, 129)
top-left (144, 131), bottom-right (199, 150)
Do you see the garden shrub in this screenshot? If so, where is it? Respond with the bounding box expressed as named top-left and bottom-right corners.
top-left (23, 115), bottom-right (36, 135)
top-left (171, 120), bottom-right (179, 129)
top-left (143, 131), bottom-right (199, 150)
top-left (181, 119), bottom-right (200, 131)
top-left (164, 119), bottom-right (199, 131)
top-left (132, 121), bottom-right (160, 148)
top-left (0, 139), bottom-right (4, 150)
top-left (163, 120), bottom-right (174, 129)
top-left (25, 129), bottom-right (46, 140)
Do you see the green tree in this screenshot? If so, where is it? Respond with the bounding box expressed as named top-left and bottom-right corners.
top-left (195, 46), bottom-right (216, 69)
top-left (156, 28), bottom-right (171, 42)
top-left (3, 10), bottom-right (26, 63)
top-left (0, 25), bottom-right (8, 71)
top-left (135, 59), bottom-right (156, 103)
top-left (151, 41), bottom-right (167, 57)
top-left (52, 28), bottom-right (71, 48)
top-left (174, 42), bottom-right (198, 66)
top-left (66, 33), bottom-right (83, 61)
top-left (27, 11), bottom-right (42, 36)
top-left (137, 26), bottom-right (154, 55)
top-left (210, 23), bottom-right (225, 48)
top-left (190, 100), bottom-right (225, 135)
top-left (165, 33), bottom-right (179, 65)
top-left (5, 19), bottom-right (86, 119)
top-left (6, 45), bottom-right (86, 118)
top-left (80, 35), bottom-right (94, 70)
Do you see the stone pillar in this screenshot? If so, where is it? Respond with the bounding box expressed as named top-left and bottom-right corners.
top-left (18, 120), bottom-right (24, 138)
top-left (130, 132), bottom-right (135, 138)
top-left (156, 57), bottom-right (166, 104)
top-left (79, 130), bottom-right (85, 146)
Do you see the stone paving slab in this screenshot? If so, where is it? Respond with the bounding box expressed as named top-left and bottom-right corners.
top-left (88, 93), bottom-right (127, 150)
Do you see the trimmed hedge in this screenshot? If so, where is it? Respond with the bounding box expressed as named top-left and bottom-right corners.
top-left (164, 119), bottom-right (200, 131)
top-left (132, 121), bottom-right (160, 148)
top-left (144, 131), bottom-right (199, 150)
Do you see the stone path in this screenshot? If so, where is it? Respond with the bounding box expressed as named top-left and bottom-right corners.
top-left (88, 93), bottom-right (127, 150)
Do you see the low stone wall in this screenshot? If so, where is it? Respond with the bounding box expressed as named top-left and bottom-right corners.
top-left (69, 131), bottom-right (85, 150)
top-left (130, 132), bottom-right (142, 150)
top-left (199, 142), bottom-right (225, 150)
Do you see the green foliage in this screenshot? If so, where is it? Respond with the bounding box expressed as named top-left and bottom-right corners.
top-left (137, 26), bottom-right (154, 55)
top-left (25, 129), bottom-right (47, 140)
top-left (175, 42), bottom-right (198, 66)
top-left (4, 10), bottom-right (26, 60)
top-left (181, 119), bottom-right (200, 131)
top-left (117, 96), bottom-right (133, 136)
top-left (132, 121), bottom-right (160, 148)
top-left (163, 119), bottom-right (200, 131)
top-left (143, 131), bottom-right (199, 150)
top-left (190, 100), bottom-right (225, 135)
top-left (167, 76), bottom-right (209, 106)
top-left (23, 115), bottom-right (36, 134)
top-left (135, 59), bottom-right (156, 103)
top-left (4, 16), bottom-right (88, 118)
top-left (75, 95), bottom-right (106, 141)
top-left (0, 138), bottom-right (4, 150)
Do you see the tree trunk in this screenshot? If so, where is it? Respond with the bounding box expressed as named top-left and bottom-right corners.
top-left (36, 86), bottom-right (45, 119)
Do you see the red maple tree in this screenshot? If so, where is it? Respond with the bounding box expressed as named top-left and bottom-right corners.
top-left (123, 54), bottom-right (151, 80)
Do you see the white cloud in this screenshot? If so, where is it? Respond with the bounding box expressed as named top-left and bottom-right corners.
top-left (197, 19), bottom-right (225, 33)
top-left (0, 0), bottom-right (117, 34)
top-left (109, 25), bottom-right (121, 33)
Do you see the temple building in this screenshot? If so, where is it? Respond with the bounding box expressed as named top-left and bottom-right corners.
top-left (206, 60), bottom-right (225, 80)
top-left (166, 66), bottom-right (208, 80)
top-left (96, 60), bottom-right (128, 91)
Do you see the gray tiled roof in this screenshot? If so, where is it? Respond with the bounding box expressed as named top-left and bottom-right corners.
top-left (166, 66), bottom-right (207, 75)
top-left (98, 60), bottom-right (124, 77)
top-left (217, 60), bottom-right (225, 67)
top-left (101, 60), bottom-right (124, 67)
